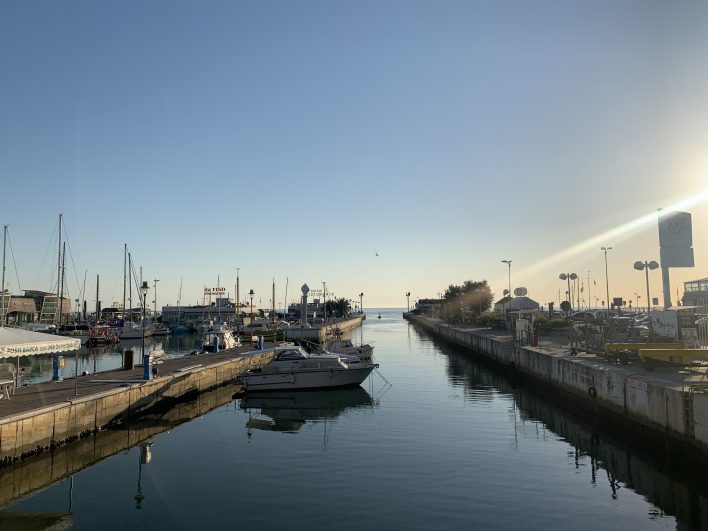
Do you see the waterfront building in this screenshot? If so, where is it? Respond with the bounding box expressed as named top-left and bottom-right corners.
top-left (413, 298), bottom-right (442, 316)
top-left (161, 297), bottom-right (237, 327)
top-left (493, 295), bottom-right (540, 313)
top-left (682, 278), bottom-right (708, 311)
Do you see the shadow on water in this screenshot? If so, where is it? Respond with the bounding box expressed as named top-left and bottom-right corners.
top-left (239, 387), bottom-right (376, 435)
top-left (415, 326), bottom-right (708, 531)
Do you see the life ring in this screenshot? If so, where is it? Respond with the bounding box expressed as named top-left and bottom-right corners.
top-left (588, 386), bottom-right (598, 399)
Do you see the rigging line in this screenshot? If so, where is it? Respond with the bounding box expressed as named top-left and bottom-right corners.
top-left (6, 229), bottom-right (22, 294)
top-left (33, 216), bottom-right (60, 292)
top-left (61, 223), bottom-right (83, 302)
top-left (64, 239), bottom-right (82, 302)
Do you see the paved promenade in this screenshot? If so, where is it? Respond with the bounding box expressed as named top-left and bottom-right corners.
top-left (421, 317), bottom-right (708, 391)
top-left (0, 345), bottom-right (256, 421)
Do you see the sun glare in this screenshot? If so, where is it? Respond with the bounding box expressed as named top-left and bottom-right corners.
top-left (519, 187), bottom-right (708, 278)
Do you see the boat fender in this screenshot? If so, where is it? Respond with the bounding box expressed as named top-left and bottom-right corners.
top-left (588, 386), bottom-right (598, 400)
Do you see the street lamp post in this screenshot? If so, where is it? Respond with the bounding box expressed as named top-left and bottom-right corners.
top-left (140, 281), bottom-right (149, 377)
top-left (153, 279), bottom-right (159, 318)
top-left (406, 292), bottom-right (411, 312)
top-left (501, 260), bottom-right (512, 321)
top-left (322, 282), bottom-right (327, 322)
top-left (249, 289), bottom-right (254, 322)
top-left (601, 247), bottom-right (612, 313)
top-left (558, 273), bottom-right (578, 315)
top-left (359, 293), bottom-right (363, 315)
top-left (634, 260), bottom-right (659, 316)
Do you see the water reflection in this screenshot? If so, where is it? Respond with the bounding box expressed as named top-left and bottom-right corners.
top-left (418, 328), bottom-right (708, 530)
top-left (0, 384), bottom-right (236, 509)
top-left (240, 388), bottom-right (376, 436)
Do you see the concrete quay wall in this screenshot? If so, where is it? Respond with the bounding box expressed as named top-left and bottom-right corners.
top-left (0, 350), bottom-right (274, 463)
top-left (405, 313), bottom-right (708, 454)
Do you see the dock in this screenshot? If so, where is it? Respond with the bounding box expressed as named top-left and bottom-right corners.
top-left (283, 314), bottom-right (364, 342)
top-left (404, 313), bottom-right (708, 455)
top-left (0, 345), bottom-right (275, 464)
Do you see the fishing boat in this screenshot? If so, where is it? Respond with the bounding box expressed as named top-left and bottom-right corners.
top-left (238, 345), bottom-right (377, 392)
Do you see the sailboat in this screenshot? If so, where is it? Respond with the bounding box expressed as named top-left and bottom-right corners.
top-left (119, 247), bottom-right (154, 340)
top-left (171, 278), bottom-right (191, 333)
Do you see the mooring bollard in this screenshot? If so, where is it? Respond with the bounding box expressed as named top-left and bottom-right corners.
top-left (143, 354), bottom-right (153, 380)
top-left (52, 355), bottom-right (64, 381)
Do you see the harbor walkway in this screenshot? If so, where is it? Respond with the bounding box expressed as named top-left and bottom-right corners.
top-left (0, 345), bottom-right (256, 420)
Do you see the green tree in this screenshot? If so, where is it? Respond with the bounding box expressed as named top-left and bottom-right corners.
top-left (325, 298), bottom-right (350, 317)
top-left (442, 280), bottom-right (494, 320)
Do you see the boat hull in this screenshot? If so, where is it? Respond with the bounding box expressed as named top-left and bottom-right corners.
top-left (241, 366), bottom-right (375, 392)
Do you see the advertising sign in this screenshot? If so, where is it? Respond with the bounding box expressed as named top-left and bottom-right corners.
top-left (658, 210), bottom-right (694, 267)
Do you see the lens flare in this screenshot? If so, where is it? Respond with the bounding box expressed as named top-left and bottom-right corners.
top-left (521, 187), bottom-right (708, 278)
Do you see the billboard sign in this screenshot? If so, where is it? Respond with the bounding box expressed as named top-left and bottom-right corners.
top-left (658, 210), bottom-right (694, 267)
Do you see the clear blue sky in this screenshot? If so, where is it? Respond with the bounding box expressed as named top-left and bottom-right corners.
top-left (2, 0), bottom-right (707, 310)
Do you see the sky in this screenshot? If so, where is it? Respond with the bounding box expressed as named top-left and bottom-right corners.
top-left (1, 0), bottom-right (707, 311)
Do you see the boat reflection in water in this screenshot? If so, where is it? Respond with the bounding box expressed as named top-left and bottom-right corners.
top-left (240, 387), bottom-right (375, 435)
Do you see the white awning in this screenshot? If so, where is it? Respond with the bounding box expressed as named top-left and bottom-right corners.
top-left (0, 328), bottom-right (80, 358)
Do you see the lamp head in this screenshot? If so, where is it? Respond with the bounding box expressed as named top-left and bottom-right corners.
top-left (569, 273), bottom-right (577, 280)
top-left (140, 281), bottom-right (149, 296)
top-left (559, 273), bottom-right (567, 280)
top-left (648, 260), bottom-right (659, 270)
top-left (633, 261), bottom-right (645, 271)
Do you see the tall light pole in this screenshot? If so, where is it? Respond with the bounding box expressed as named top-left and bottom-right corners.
top-left (501, 260), bottom-right (512, 320)
top-left (322, 281), bottom-right (327, 321)
top-left (140, 281), bottom-right (149, 362)
top-left (249, 289), bottom-right (254, 322)
top-left (359, 292), bottom-right (363, 315)
top-left (601, 246), bottom-right (612, 313)
top-left (634, 260), bottom-right (659, 316)
top-left (153, 279), bottom-right (159, 318)
top-left (406, 291), bottom-right (411, 312)
top-left (559, 273), bottom-right (577, 314)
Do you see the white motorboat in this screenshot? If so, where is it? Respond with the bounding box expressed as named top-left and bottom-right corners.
top-left (198, 324), bottom-right (241, 353)
top-left (325, 337), bottom-right (374, 360)
top-left (238, 346), bottom-right (377, 392)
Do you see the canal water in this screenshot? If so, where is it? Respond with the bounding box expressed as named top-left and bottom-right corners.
top-left (4, 309), bottom-right (706, 530)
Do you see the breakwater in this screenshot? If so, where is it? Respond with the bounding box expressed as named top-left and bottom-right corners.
top-left (404, 313), bottom-right (708, 457)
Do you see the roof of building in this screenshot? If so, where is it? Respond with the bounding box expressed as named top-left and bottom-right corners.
top-left (494, 296), bottom-right (540, 310)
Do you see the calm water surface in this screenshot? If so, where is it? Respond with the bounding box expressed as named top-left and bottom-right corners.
top-left (5, 309), bottom-right (705, 530)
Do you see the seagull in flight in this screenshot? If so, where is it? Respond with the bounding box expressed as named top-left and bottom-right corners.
top-left (375, 251), bottom-right (379, 256)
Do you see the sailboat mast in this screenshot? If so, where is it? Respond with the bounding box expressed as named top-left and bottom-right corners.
top-left (95, 274), bottom-right (99, 324)
top-left (59, 241), bottom-right (66, 326)
top-left (1, 225), bottom-right (7, 327)
top-left (236, 269), bottom-right (240, 334)
top-left (81, 269), bottom-right (87, 322)
top-left (123, 244), bottom-right (127, 322)
top-left (128, 252), bottom-right (132, 319)
top-left (272, 278), bottom-right (275, 324)
top-left (55, 213), bottom-right (63, 325)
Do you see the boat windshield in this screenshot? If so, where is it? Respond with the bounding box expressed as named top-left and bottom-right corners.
top-left (275, 349), bottom-right (307, 360)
